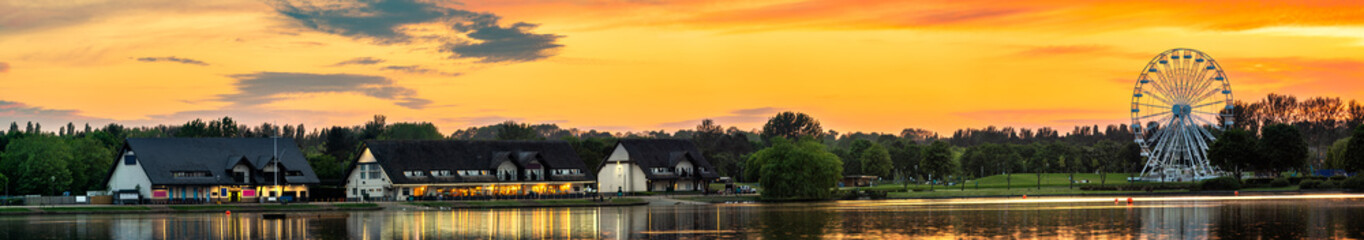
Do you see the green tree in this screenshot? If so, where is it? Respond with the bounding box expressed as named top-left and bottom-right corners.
top-left (860, 143), bottom-right (893, 178)
top-left (886, 139), bottom-right (922, 187)
top-left (362, 115), bottom-right (387, 140)
top-left (1344, 124), bottom-right (1364, 173)
top-left (751, 137), bottom-right (842, 200)
top-left (842, 139), bottom-right (874, 175)
top-left (380, 122), bottom-right (444, 140)
top-left (495, 121), bottom-right (541, 140)
top-left (66, 136), bottom-right (114, 192)
top-left (306, 153), bottom-right (345, 181)
top-left (176, 119), bottom-right (209, 137)
top-left (0, 135), bottom-right (74, 195)
top-left (1327, 137), bottom-right (1350, 170)
top-left (323, 126), bottom-right (359, 161)
top-left (1208, 128), bottom-right (1259, 180)
top-left (564, 136), bottom-right (613, 171)
top-left (920, 141), bottom-right (956, 187)
top-left (1258, 124), bottom-right (1308, 175)
top-left (760, 112), bottom-right (823, 144)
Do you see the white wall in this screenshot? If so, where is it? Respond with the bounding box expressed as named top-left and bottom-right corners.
top-left (676, 160), bottom-right (693, 174)
top-left (345, 148), bottom-right (391, 199)
top-left (496, 161), bottom-right (519, 181)
top-left (107, 150), bottom-right (153, 197)
top-left (597, 162), bottom-right (647, 193)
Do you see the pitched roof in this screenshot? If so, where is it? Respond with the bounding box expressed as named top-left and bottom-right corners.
top-left (112, 138), bottom-right (320, 185)
top-left (360, 140), bottom-right (593, 184)
top-left (615, 139), bottom-right (720, 180)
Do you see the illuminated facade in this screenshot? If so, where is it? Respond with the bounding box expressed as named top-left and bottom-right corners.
top-left (344, 140), bottom-right (595, 201)
top-left (103, 138), bottom-right (320, 203)
top-left (597, 139), bottom-right (720, 193)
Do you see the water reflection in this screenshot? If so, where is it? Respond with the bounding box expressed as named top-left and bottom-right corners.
top-left (2, 197), bottom-right (1364, 239)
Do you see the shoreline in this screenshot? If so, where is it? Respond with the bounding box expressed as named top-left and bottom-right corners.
top-left (677, 189), bottom-right (1356, 203)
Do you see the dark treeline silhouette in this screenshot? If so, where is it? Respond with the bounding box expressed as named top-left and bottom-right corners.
top-left (0, 93), bottom-right (1359, 195)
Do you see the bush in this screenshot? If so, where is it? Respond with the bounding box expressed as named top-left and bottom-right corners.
top-left (1270, 178), bottom-right (1291, 187)
top-left (1320, 181), bottom-right (1339, 189)
top-left (1198, 177), bottom-right (1241, 191)
top-left (1342, 176), bottom-right (1364, 191)
top-left (1299, 179), bottom-right (1322, 189)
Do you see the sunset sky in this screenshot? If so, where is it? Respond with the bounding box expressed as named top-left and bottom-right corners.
top-left (3, 0), bottom-right (1364, 135)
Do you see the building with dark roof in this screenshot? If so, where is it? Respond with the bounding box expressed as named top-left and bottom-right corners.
top-left (597, 139), bottom-right (719, 193)
top-left (344, 140), bottom-right (594, 200)
top-left (103, 138), bottom-right (320, 203)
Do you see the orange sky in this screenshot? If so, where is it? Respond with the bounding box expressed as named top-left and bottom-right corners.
top-left (2, 0), bottom-right (1364, 135)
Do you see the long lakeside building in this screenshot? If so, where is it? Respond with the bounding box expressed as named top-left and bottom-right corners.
top-left (597, 139), bottom-right (720, 193)
top-left (344, 140), bottom-right (596, 201)
top-left (103, 138), bottom-right (321, 204)
top-left (98, 138), bottom-right (718, 204)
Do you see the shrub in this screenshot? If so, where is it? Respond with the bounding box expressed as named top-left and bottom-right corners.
top-left (1299, 179), bottom-right (1322, 189)
top-left (1341, 176), bottom-right (1364, 191)
top-left (1270, 178), bottom-right (1291, 187)
top-left (1320, 180), bottom-right (1339, 189)
top-left (1199, 177), bottom-right (1241, 191)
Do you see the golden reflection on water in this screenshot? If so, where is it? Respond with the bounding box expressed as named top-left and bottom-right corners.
top-left (2, 194), bottom-right (1364, 239)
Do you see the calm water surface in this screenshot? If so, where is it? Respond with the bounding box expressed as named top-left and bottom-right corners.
top-left (3, 195), bottom-right (1364, 239)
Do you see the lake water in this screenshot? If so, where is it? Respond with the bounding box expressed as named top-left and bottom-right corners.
top-left (3, 195), bottom-right (1364, 239)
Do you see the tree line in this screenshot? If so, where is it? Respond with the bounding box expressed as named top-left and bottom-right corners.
top-left (1, 92), bottom-right (1359, 196)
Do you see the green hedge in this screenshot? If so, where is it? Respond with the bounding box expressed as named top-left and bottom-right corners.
top-left (1270, 178), bottom-right (1291, 187)
top-left (1199, 177), bottom-right (1241, 191)
top-left (1341, 176), bottom-right (1364, 191)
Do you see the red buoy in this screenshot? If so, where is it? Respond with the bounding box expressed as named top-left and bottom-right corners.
top-left (1115, 198), bottom-right (1120, 203)
top-left (1127, 198), bottom-right (1133, 204)
top-left (226, 210), bottom-right (231, 215)
top-left (1022, 194), bottom-right (1027, 199)
top-left (1235, 191), bottom-right (1239, 196)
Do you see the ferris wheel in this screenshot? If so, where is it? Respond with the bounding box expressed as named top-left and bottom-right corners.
top-left (1130, 48), bottom-right (1233, 181)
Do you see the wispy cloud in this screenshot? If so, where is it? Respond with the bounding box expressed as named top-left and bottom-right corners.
top-left (0, 100), bottom-right (113, 128)
top-left (136, 56), bottom-right (209, 66)
top-left (656, 107), bottom-right (782, 129)
top-left (272, 0), bottom-right (564, 63)
top-left (330, 57), bottom-right (385, 66)
top-left (380, 65), bottom-right (461, 76)
top-left (0, 62), bottom-right (9, 73)
top-left (222, 72), bottom-right (431, 109)
top-left (441, 115), bottom-right (525, 126)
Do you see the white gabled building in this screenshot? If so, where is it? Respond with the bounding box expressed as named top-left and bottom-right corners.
top-left (343, 140), bottom-right (595, 201)
top-left (597, 139), bottom-right (719, 194)
top-left (103, 138), bottom-right (320, 204)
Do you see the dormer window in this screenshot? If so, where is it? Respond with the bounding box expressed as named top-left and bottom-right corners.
top-left (124, 152), bottom-right (137, 165)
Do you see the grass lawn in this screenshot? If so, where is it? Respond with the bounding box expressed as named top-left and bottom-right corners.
top-left (332, 203), bottom-right (379, 208)
top-left (0, 208), bottom-right (31, 213)
top-left (169, 205), bottom-right (241, 211)
top-left (853, 173), bottom-right (1140, 191)
top-left (43, 206), bottom-right (151, 212)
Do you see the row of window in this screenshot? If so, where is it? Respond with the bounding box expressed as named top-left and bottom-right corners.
top-left (359, 164), bottom-right (383, 180)
top-left (651, 167), bottom-right (708, 174)
top-left (402, 169), bottom-right (583, 178)
top-left (172, 171), bottom-right (212, 178)
top-left (551, 169), bottom-right (581, 175)
top-left (171, 170), bottom-right (303, 178)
